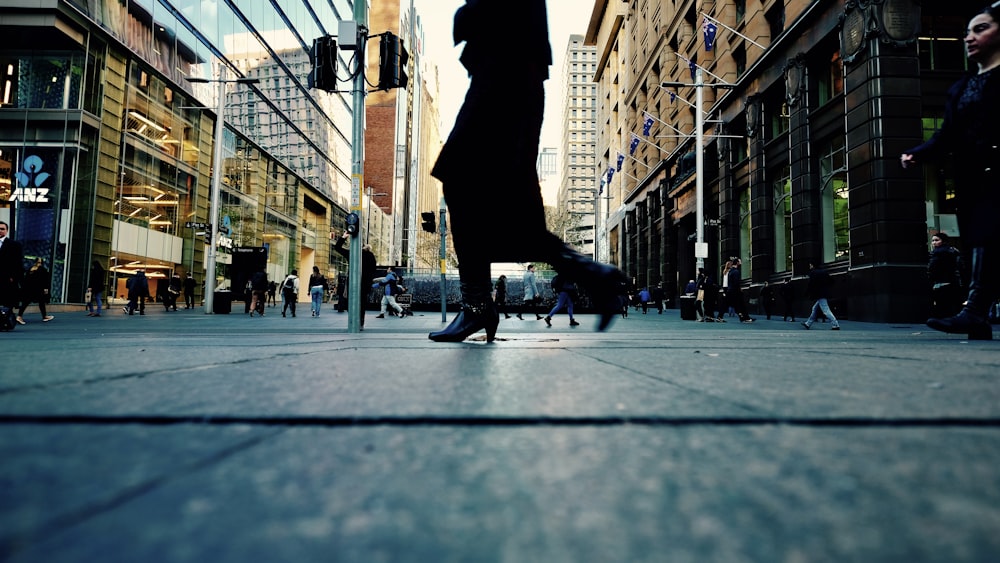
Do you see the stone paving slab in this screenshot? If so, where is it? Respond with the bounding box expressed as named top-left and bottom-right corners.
top-left (1, 307), bottom-right (998, 561)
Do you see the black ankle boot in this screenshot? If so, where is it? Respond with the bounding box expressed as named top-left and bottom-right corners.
top-left (551, 243), bottom-right (627, 331)
top-left (429, 301), bottom-right (499, 343)
top-left (927, 308), bottom-right (992, 340)
top-left (928, 247), bottom-right (994, 340)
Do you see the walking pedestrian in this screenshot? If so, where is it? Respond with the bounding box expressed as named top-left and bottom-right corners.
top-left (279, 269), bottom-right (299, 317)
top-left (267, 280), bottom-right (277, 308)
top-left (639, 286), bottom-right (651, 314)
top-left (375, 266), bottom-right (405, 319)
top-left (308, 265), bottom-right (328, 317)
top-left (779, 278), bottom-right (796, 322)
top-left (901, 5), bottom-right (999, 340)
top-left (249, 267), bottom-right (268, 316)
top-left (16, 257), bottom-right (54, 324)
top-left (728, 258), bottom-right (753, 323)
top-left (494, 275), bottom-right (511, 319)
top-left (332, 231), bottom-right (377, 329)
top-left (183, 272), bottom-right (196, 309)
top-left (516, 264), bottom-right (544, 321)
top-left (0, 221), bottom-right (24, 311)
top-left (760, 280), bottom-right (776, 320)
top-left (927, 232), bottom-right (965, 319)
top-left (165, 272), bottom-right (181, 311)
top-left (427, 0), bottom-right (626, 343)
top-left (125, 269), bottom-right (149, 315)
top-left (801, 263), bottom-right (840, 330)
top-left (652, 282), bottom-right (665, 314)
top-left (544, 274), bottom-right (580, 327)
top-left (87, 260), bottom-right (105, 317)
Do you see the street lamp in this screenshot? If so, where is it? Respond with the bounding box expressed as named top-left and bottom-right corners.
top-left (185, 70), bottom-right (259, 314)
top-left (662, 68), bottom-right (733, 271)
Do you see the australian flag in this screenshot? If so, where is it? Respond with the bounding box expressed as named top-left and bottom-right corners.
top-left (606, 166), bottom-right (615, 185)
top-left (689, 58), bottom-right (697, 80)
top-left (616, 152), bottom-right (625, 172)
top-left (642, 112), bottom-right (654, 136)
top-left (703, 18), bottom-right (718, 51)
top-left (669, 91), bottom-right (677, 103)
top-left (629, 133), bottom-right (641, 155)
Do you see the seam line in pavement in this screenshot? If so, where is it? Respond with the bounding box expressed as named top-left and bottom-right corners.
top-left (1, 414), bottom-right (999, 427)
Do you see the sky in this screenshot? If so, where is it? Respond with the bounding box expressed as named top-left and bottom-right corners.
top-left (412, 0), bottom-right (595, 152)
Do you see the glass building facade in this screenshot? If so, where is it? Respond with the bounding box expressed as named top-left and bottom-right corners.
top-left (0, 0), bottom-right (356, 304)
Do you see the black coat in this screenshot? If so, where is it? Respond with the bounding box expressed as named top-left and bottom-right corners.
top-left (0, 237), bottom-right (24, 306)
top-left (905, 70), bottom-right (1000, 246)
top-left (431, 0), bottom-right (552, 261)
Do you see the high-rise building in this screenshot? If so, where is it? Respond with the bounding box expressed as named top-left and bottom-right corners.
top-left (558, 34), bottom-right (598, 258)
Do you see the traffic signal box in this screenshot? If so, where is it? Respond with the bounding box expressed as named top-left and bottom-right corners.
top-left (309, 35), bottom-right (337, 92)
top-left (420, 211), bottom-right (436, 233)
top-left (377, 33), bottom-right (409, 91)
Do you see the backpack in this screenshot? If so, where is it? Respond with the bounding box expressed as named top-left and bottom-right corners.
top-left (282, 276), bottom-right (295, 292)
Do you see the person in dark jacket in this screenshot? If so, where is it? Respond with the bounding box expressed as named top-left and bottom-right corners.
top-left (801, 263), bottom-right (840, 330)
top-left (16, 257), bottom-right (54, 324)
top-left (779, 278), bottom-right (796, 322)
top-left (728, 258), bottom-right (753, 323)
top-left (901, 5), bottom-right (1000, 340)
top-left (927, 232), bottom-right (965, 319)
top-left (87, 260), bottom-right (105, 317)
top-left (0, 221), bottom-right (24, 310)
top-left (183, 272), bottom-right (197, 309)
top-left (759, 281), bottom-right (776, 320)
top-left (333, 231), bottom-right (377, 329)
top-left (125, 270), bottom-right (149, 315)
top-left (494, 275), bottom-right (510, 319)
top-left (427, 0), bottom-right (626, 343)
top-left (249, 267), bottom-right (268, 316)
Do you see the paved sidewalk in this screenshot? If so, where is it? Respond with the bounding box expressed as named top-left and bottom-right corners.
top-left (1, 305), bottom-right (998, 562)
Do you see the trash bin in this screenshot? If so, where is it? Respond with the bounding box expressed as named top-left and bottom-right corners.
top-left (213, 290), bottom-right (232, 314)
top-left (679, 294), bottom-right (697, 320)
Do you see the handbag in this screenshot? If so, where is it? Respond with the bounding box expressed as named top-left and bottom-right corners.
top-left (85, 289), bottom-right (93, 303)
top-left (696, 289), bottom-right (705, 301)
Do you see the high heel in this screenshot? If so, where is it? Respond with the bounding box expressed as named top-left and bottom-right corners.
top-left (429, 301), bottom-right (499, 343)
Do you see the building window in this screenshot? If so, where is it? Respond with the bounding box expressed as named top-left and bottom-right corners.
top-left (918, 13), bottom-right (969, 71)
top-left (739, 186), bottom-right (752, 273)
top-left (734, 47), bottom-right (747, 78)
top-left (816, 48), bottom-right (844, 107)
top-left (736, 0), bottom-right (746, 25)
top-left (819, 136), bottom-right (849, 262)
top-left (766, 3), bottom-right (785, 41)
top-left (773, 166), bottom-right (792, 272)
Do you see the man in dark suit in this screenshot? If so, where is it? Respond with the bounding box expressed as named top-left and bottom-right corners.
top-left (333, 231), bottom-right (376, 329)
top-left (0, 220), bottom-right (25, 308)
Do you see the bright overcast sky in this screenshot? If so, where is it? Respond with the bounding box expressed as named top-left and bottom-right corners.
top-left (412, 0), bottom-right (594, 150)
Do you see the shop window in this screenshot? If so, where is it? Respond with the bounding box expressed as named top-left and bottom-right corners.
top-left (818, 136), bottom-right (849, 262)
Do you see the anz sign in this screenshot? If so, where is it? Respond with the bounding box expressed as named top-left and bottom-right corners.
top-left (10, 155), bottom-right (51, 203)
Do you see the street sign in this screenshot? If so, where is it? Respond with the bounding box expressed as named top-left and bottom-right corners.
top-left (186, 221), bottom-right (211, 229)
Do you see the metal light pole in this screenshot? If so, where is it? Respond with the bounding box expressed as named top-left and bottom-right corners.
top-left (186, 70), bottom-right (258, 314)
top-left (347, 0), bottom-right (368, 334)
